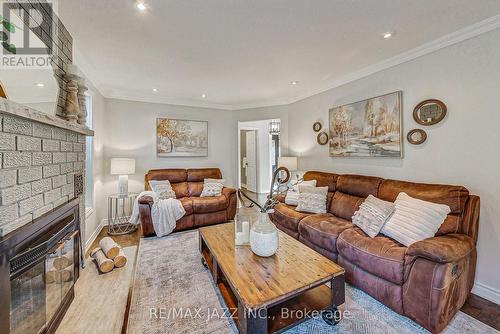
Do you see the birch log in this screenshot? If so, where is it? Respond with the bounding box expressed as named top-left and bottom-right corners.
top-left (113, 247), bottom-right (127, 268)
top-left (91, 247), bottom-right (114, 273)
top-left (98, 237), bottom-right (120, 259)
top-left (53, 256), bottom-right (71, 270)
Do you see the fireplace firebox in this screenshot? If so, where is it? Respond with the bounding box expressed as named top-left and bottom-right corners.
top-left (0, 199), bottom-right (81, 334)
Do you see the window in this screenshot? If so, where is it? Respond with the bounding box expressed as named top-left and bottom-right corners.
top-left (85, 95), bottom-right (93, 210)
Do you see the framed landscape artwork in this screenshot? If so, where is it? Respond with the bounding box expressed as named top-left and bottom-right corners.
top-left (329, 91), bottom-right (403, 157)
top-left (156, 118), bottom-right (208, 157)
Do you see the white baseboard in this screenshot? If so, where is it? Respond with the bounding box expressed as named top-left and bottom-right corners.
top-left (472, 282), bottom-right (500, 305)
top-left (85, 220), bottom-right (105, 252)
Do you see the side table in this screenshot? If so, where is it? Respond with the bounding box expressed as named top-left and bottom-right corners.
top-left (107, 193), bottom-right (138, 235)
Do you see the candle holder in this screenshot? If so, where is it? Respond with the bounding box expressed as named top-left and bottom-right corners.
top-left (234, 213), bottom-right (251, 246)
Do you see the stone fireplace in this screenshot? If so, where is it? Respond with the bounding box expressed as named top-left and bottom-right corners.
top-left (0, 2), bottom-right (94, 332)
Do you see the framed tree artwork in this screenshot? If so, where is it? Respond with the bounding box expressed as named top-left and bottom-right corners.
top-left (156, 118), bottom-right (208, 157)
top-left (329, 91), bottom-right (403, 157)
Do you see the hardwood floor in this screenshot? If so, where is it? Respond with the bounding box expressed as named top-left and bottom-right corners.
top-left (462, 294), bottom-right (500, 330)
top-left (66, 218), bottom-right (499, 333)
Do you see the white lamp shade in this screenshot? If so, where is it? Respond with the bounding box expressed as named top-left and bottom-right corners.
top-left (110, 158), bottom-right (136, 175)
top-left (278, 156), bottom-right (298, 172)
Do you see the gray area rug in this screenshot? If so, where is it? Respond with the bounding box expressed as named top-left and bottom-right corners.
top-left (128, 230), bottom-right (498, 334)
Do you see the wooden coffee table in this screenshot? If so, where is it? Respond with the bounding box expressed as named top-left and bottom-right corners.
top-left (199, 223), bottom-right (345, 334)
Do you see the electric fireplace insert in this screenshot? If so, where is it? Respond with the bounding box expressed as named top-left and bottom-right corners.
top-left (0, 199), bottom-right (81, 334)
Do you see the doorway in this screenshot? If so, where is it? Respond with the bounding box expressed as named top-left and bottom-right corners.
top-left (238, 119), bottom-right (280, 195)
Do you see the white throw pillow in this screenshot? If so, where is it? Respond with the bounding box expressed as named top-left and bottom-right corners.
top-left (149, 180), bottom-right (176, 199)
top-left (200, 178), bottom-right (225, 197)
top-left (295, 185), bottom-right (328, 214)
top-left (352, 195), bottom-right (395, 238)
top-left (380, 192), bottom-right (451, 246)
top-left (285, 179), bottom-right (317, 206)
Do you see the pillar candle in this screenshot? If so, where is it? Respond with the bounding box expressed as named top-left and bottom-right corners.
top-left (242, 221), bottom-right (250, 242)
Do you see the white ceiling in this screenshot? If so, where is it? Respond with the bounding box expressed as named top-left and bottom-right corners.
top-left (58, 0), bottom-right (500, 110)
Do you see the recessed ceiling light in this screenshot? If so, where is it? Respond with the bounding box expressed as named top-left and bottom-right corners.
top-left (291, 81), bottom-right (298, 85)
top-left (136, 2), bottom-right (146, 11)
top-left (383, 32), bottom-right (393, 39)
top-left (35, 83), bottom-right (44, 87)
top-left (152, 88), bottom-right (158, 92)
top-left (201, 94), bottom-right (207, 99)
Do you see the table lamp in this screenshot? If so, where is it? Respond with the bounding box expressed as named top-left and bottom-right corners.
top-left (110, 158), bottom-right (136, 197)
top-left (278, 156), bottom-right (298, 179)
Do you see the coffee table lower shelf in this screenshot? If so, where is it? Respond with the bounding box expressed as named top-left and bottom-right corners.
top-left (201, 245), bottom-right (344, 334)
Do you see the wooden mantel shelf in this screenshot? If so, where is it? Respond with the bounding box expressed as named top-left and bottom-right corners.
top-left (0, 98), bottom-right (94, 136)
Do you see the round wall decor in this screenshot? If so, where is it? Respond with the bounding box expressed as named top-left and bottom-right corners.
top-left (317, 131), bottom-right (329, 145)
top-left (313, 122), bottom-right (322, 132)
top-left (407, 129), bottom-right (427, 145)
top-left (413, 99), bottom-right (447, 126)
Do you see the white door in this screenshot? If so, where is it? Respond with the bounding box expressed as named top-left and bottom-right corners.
top-left (245, 130), bottom-right (258, 192)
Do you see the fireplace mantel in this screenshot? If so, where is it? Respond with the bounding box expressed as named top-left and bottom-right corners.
top-left (0, 98), bottom-right (94, 137)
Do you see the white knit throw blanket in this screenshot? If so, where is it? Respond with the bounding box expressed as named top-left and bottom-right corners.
top-left (129, 191), bottom-right (186, 237)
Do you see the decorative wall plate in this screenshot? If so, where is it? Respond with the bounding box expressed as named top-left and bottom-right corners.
top-left (413, 99), bottom-right (447, 126)
top-left (313, 122), bottom-right (322, 132)
top-left (407, 129), bottom-right (427, 145)
top-left (317, 131), bottom-right (329, 145)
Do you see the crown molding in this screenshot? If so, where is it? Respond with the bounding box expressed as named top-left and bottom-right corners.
top-left (233, 14), bottom-right (500, 110)
top-left (72, 14), bottom-right (500, 111)
top-left (103, 89), bottom-right (236, 110)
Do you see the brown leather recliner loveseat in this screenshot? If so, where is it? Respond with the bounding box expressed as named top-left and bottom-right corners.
top-left (138, 168), bottom-right (237, 236)
top-left (270, 171), bottom-right (480, 333)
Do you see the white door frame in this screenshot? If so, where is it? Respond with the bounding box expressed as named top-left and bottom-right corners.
top-left (238, 125), bottom-right (259, 192)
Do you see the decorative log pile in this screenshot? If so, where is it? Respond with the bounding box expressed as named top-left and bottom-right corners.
top-left (90, 237), bottom-right (128, 273)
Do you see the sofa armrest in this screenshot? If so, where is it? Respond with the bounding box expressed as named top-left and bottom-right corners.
top-left (138, 195), bottom-right (154, 205)
top-left (221, 187), bottom-right (236, 200)
top-left (222, 187), bottom-right (237, 220)
top-left (407, 234), bottom-right (475, 264)
top-left (275, 194), bottom-right (286, 203)
top-left (138, 196), bottom-right (155, 236)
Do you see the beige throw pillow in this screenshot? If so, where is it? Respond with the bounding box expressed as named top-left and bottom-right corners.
top-left (200, 178), bottom-right (225, 197)
top-left (380, 192), bottom-right (451, 246)
top-left (285, 179), bottom-right (317, 206)
top-left (295, 185), bottom-right (328, 214)
top-left (149, 180), bottom-right (176, 199)
top-left (352, 195), bottom-right (395, 238)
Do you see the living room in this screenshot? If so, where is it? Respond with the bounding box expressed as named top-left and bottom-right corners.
top-left (0, 1), bottom-right (499, 334)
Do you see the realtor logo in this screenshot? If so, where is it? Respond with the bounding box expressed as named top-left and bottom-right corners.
top-left (0, 0), bottom-right (56, 69)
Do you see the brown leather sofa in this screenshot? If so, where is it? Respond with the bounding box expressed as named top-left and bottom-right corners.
top-left (270, 171), bottom-right (480, 333)
top-left (138, 168), bottom-right (237, 236)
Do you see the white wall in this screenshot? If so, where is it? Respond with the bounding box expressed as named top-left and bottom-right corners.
top-left (82, 82), bottom-right (106, 249)
top-left (280, 29), bottom-right (499, 303)
top-left (102, 99), bottom-right (236, 198)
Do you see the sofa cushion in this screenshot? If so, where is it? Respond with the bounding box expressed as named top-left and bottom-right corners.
top-left (192, 195), bottom-right (228, 213)
top-left (329, 191), bottom-right (364, 220)
top-left (180, 197), bottom-right (194, 215)
top-left (171, 182), bottom-right (189, 198)
top-left (187, 168), bottom-right (222, 182)
top-left (298, 214), bottom-right (354, 253)
top-left (378, 179), bottom-right (469, 215)
top-left (145, 169), bottom-right (187, 187)
top-left (336, 174), bottom-right (383, 198)
top-left (303, 171), bottom-right (338, 192)
top-left (271, 203), bottom-right (310, 232)
top-left (337, 227), bottom-right (407, 284)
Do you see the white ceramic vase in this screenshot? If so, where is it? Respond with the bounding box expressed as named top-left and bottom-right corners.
top-left (250, 213), bottom-right (279, 257)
